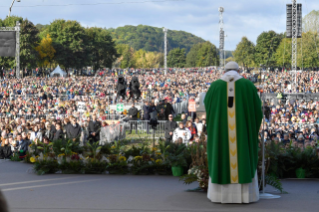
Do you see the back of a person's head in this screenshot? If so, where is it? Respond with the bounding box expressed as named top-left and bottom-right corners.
top-left (0, 190), bottom-right (9, 212)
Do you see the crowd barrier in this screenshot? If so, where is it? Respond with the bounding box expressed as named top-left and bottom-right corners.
top-left (99, 123), bottom-right (126, 145)
top-left (260, 93), bottom-right (319, 104)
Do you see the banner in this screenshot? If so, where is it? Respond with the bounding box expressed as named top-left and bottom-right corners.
top-left (77, 101), bottom-right (86, 113)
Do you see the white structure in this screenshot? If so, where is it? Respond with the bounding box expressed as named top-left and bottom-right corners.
top-left (219, 7), bottom-right (225, 69)
top-left (291, 0), bottom-right (298, 85)
top-left (50, 65), bottom-right (67, 77)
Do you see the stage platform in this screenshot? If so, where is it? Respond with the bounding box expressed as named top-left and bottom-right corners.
top-left (1, 160), bottom-right (318, 212)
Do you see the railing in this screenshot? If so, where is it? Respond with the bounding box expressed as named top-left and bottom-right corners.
top-left (99, 123), bottom-right (126, 145)
top-left (123, 120), bottom-right (167, 138)
top-left (260, 93), bottom-right (319, 104)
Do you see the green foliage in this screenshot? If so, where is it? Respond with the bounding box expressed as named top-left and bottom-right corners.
top-left (85, 141), bottom-right (102, 160)
top-left (20, 19), bottom-right (40, 70)
top-left (108, 25), bottom-right (206, 53)
top-left (274, 32), bottom-right (319, 69)
top-left (179, 174), bottom-right (198, 185)
top-left (85, 27), bottom-right (118, 70)
top-left (265, 174), bottom-right (287, 194)
top-left (303, 10), bottom-right (319, 33)
top-left (52, 139), bottom-right (82, 156)
top-left (44, 19), bottom-right (89, 70)
top-left (83, 160), bottom-right (108, 174)
top-left (186, 42), bottom-right (219, 67)
top-left (254, 31), bottom-right (284, 67)
top-left (10, 153), bottom-right (21, 161)
top-left (33, 160), bottom-right (59, 175)
top-left (60, 161), bottom-right (85, 174)
top-left (233, 37), bottom-right (255, 69)
top-left (167, 143), bottom-right (188, 167)
top-left (167, 48), bottom-right (186, 68)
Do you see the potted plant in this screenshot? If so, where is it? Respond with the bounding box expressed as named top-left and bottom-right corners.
top-left (167, 153), bottom-right (187, 177)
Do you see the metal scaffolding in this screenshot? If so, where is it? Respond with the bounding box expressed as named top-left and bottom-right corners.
top-left (291, 0), bottom-right (298, 85)
top-left (219, 7), bottom-right (225, 69)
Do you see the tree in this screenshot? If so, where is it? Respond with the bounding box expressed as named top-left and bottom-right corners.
top-left (115, 44), bottom-right (135, 68)
top-left (303, 10), bottom-right (319, 33)
top-left (167, 48), bottom-right (186, 68)
top-left (85, 27), bottom-right (118, 71)
top-left (274, 32), bottom-right (319, 69)
top-left (45, 19), bottom-right (89, 71)
top-left (186, 43), bottom-right (201, 67)
top-left (196, 42), bottom-right (219, 67)
top-left (107, 25), bottom-right (206, 53)
top-left (254, 31), bottom-right (283, 67)
top-left (186, 42), bottom-right (219, 67)
top-left (20, 19), bottom-right (40, 70)
top-left (132, 49), bottom-right (163, 68)
top-left (233, 37), bottom-right (255, 70)
top-left (35, 34), bottom-right (56, 68)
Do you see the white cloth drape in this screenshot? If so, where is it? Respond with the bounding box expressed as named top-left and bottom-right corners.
top-left (207, 171), bottom-right (259, 204)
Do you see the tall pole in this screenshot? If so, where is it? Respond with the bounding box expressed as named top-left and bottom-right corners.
top-left (16, 21), bottom-right (20, 78)
top-left (291, 0), bottom-right (298, 88)
top-left (163, 28), bottom-right (168, 75)
top-left (9, 0), bottom-right (20, 17)
top-left (219, 7), bottom-right (225, 70)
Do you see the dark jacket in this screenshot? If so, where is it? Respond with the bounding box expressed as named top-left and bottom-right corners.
top-left (18, 140), bottom-right (29, 153)
top-left (50, 125), bottom-right (57, 141)
top-left (0, 145), bottom-right (12, 159)
top-left (88, 121), bottom-right (101, 134)
top-left (66, 123), bottom-right (82, 140)
top-left (143, 105), bottom-right (151, 120)
top-left (165, 120), bottom-right (178, 139)
top-left (53, 130), bottom-right (64, 141)
top-left (128, 107), bottom-right (138, 120)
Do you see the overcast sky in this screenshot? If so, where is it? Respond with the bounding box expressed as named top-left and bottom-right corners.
top-left (0, 0), bottom-right (317, 50)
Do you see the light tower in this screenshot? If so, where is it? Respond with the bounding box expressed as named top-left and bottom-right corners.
top-left (219, 7), bottom-right (225, 70)
top-left (163, 28), bottom-right (168, 75)
top-left (291, 0), bottom-right (298, 85)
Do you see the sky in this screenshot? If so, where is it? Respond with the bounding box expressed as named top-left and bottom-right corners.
top-left (0, 0), bottom-right (317, 50)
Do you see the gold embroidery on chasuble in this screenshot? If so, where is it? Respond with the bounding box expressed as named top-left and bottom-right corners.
top-left (227, 81), bottom-right (239, 184)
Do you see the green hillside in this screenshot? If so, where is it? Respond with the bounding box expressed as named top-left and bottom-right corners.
top-left (107, 25), bottom-right (206, 53)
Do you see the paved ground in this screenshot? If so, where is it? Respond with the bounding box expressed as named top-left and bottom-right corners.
top-left (1, 160), bottom-right (319, 212)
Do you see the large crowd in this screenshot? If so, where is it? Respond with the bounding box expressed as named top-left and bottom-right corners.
top-left (0, 69), bottom-right (319, 159)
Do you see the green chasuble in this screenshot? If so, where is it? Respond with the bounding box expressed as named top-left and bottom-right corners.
top-left (204, 77), bottom-right (262, 185)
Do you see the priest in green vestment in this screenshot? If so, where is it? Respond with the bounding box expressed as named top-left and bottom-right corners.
top-left (205, 61), bottom-right (262, 204)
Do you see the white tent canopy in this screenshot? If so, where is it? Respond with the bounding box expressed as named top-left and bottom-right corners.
top-left (50, 65), bottom-right (67, 77)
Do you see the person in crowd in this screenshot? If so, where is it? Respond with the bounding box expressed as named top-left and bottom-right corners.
top-left (186, 120), bottom-right (197, 141)
top-left (0, 138), bottom-right (11, 159)
top-left (66, 116), bottom-right (81, 141)
top-left (172, 122), bottom-right (191, 144)
top-left (128, 103), bottom-right (138, 134)
top-left (164, 114), bottom-right (178, 142)
top-left (30, 125), bottom-right (43, 143)
top-left (88, 114), bottom-right (101, 142)
top-left (194, 118), bottom-right (203, 136)
top-left (53, 123), bottom-right (64, 141)
top-left (142, 101), bottom-right (151, 134)
top-left (282, 134), bottom-right (290, 146)
top-left (17, 133), bottom-right (28, 154)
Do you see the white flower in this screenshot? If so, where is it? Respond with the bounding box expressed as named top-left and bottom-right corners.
top-left (100, 156), bottom-right (109, 163)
